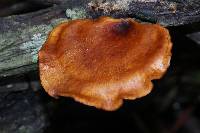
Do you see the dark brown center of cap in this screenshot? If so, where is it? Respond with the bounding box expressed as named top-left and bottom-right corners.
top-left (111, 20), bottom-right (132, 35)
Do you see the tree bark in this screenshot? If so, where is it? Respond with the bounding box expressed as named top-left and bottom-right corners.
top-left (0, 0), bottom-right (199, 77)
top-left (0, 6), bottom-right (66, 77)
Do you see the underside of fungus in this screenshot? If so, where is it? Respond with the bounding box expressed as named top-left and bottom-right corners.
top-left (39, 16), bottom-right (172, 111)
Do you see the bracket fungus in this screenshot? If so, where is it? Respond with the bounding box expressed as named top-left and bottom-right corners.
top-left (39, 17), bottom-right (172, 111)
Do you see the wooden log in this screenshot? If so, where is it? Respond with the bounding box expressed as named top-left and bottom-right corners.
top-left (0, 6), bottom-right (67, 77)
top-left (0, 0), bottom-right (199, 77)
top-left (30, 0), bottom-right (200, 26)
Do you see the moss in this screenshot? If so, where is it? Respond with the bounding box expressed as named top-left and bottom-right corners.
top-left (50, 18), bottom-right (69, 27)
top-left (0, 18), bottom-right (69, 75)
top-left (65, 8), bottom-right (87, 20)
top-left (26, 19), bottom-right (69, 63)
top-left (20, 24), bottom-right (52, 63)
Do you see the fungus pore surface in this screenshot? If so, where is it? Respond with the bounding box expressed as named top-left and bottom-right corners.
top-left (39, 17), bottom-right (172, 111)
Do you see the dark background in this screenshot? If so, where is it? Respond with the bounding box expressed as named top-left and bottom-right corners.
top-left (0, 0), bottom-right (200, 133)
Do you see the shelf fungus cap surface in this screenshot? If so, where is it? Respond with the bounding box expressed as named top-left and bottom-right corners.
top-left (39, 17), bottom-right (172, 111)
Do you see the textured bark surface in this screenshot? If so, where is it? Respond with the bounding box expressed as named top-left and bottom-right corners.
top-left (0, 0), bottom-right (199, 77)
top-left (0, 6), bottom-right (67, 77)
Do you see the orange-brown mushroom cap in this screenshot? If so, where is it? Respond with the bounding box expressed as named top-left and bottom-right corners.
top-left (39, 17), bottom-right (172, 111)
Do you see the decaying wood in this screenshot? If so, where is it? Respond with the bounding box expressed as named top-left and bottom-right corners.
top-left (0, 6), bottom-right (66, 77)
top-left (29, 0), bottom-right (200, 26)
top-left (0, 0), bottom-right (199, 77)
